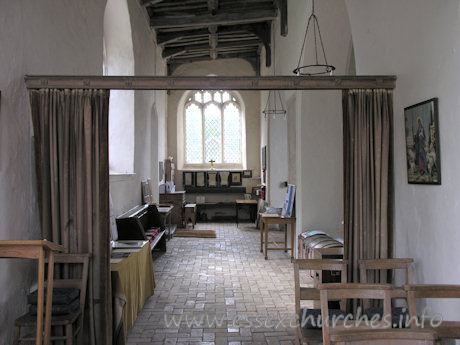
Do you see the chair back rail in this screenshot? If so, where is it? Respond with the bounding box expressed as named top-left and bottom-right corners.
top-left (293, 259), bottom-right (348, 345)
top-left (359, 258), bottom-right (414, 309)
top-left (404, 284), bottom-right (460, 340)
top-left (13, 253), bottom-right (90, 345)
top-left (319, 283), bottom-right (438, 345)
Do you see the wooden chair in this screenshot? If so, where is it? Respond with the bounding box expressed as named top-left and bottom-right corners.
top-left (359, 258), bottom-right (414, 325)
top-left (359, 258), bottom-right (414, 286)
top-left (13, 253), bottom-right (90, 345)
top-left (405, 284), bottom-right (460, 341)
top-left (319, 283), bottom-right (437, 345)
top-left (293, 259), bottom-right (348, 345)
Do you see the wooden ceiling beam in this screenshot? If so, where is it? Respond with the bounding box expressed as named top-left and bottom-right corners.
top-left (150, 4), bottom-right (208, 13)
top-left (156, 28), bottom-right (209, 45)
top-left (156, 24), bottom-right (260, 44)
top-left (208, 0), bottom-right (218, 14)
top-left (141, 0), bottom-right (164, 7)
top-left (275, 0), bottom-right (287, 36)
top-left (151, 0), bottom-right (205, 7)
top-left (162, 39), bottom-right (261, 58)
top-left (150, 9), bottom-right (277, 28)
top-left (209, 25), bottom-right (218, 60)
top-left (25, 75), bottom-right (397, 90)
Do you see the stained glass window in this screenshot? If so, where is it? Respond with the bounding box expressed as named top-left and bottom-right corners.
top-left (184, 91), bottom-right (242, 167)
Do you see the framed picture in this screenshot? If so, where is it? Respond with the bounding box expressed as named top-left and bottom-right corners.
top-left (183, 171), bottom-right (195, 187)
top-left (242, 170), bottom-right (252, 178)
top-left (207, 172), bottom-right (218, 187)
top-left (261, 146), bottom-right (267, 170)
top-left (404, 98), bottom-right (441, 184)
top-left (219, 171), bottom-right (230, 187)
top-left (230, 172), bottom-right (242, 186)
top-left (196, 172), bottom-right (206, 187)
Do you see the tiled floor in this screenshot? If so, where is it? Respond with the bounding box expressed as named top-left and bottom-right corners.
top-left (126, 222), bottom-right (298, 345)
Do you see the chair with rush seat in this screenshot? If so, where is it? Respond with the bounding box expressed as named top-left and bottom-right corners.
top-left (13, 253), bottom-right (90, 345)
top-left (293, 259), bottom-right (348, 345)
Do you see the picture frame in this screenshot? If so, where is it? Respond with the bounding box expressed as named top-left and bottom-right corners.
top-left (207, 172), bottom-right (219, 187)
top-left (183, 171), bottom-right (195, 187)
top-left (242, 170), bottom-right (252, 178)
top-left (261, 146), bottom-right (267, 170)
top-left (230, 172), bottom-right (242, 186)
top-left (195, 171), bottom-right (206, 187)
top-left (404, 98), bottom-right (441, 184)
top-left (219, 171), bottom-right (230, 187)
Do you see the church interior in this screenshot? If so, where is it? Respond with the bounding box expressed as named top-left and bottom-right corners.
top-left (1, 1), bottom-right (460, 344)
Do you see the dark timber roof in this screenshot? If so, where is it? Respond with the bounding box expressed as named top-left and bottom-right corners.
top-left (141, 0), bottom-right (287, 75)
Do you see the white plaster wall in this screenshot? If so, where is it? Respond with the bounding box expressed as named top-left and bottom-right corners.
top-left (155, 47), bottom-right (168, 177)
top-left (259, 22), bottom-right (290, 207)
top-left (267, 114), bottom-right (289, 208)
top-left (0, 1), bottom-right (106, 343)
top-left (346, 0), bottom-right (460, 323)
top-left (266, 0), bottom-right (350, 237)
top-left (104, 0), bottom-right (135, 175)
top-left (167, 59), bottom-right (261, 188)
top-left (109, 0), bottom-right (166, 216)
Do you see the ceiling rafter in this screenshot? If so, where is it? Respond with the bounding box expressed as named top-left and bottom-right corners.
top-left (143, 0), bottom-right (284, 74)
top-left (150, 9), bottom-right (277, 29)
top-left (162, 39), bottom-right (261, 59)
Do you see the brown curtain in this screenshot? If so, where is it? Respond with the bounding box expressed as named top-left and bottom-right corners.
top-left (343, 89), bottom-right (394, 285)
top-left (29, 88), bottom-right (111, 345)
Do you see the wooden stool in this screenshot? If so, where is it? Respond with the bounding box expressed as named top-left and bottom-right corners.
top-left (184, 203), bottom-right (197, 229)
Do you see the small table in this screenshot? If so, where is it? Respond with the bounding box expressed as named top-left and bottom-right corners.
top-left (158, 205), bottom-right (174, 239)
top-left (111, 241), bottom-right (155, 345)
top-left (0, 240), bottom-right (65, 345)
top-left (259, 214), bottom-right (296, 260)
top-left (235, 199), bottom-right (258, 227)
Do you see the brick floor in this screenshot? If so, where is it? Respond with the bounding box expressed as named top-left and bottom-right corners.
top-left (126, 222), bottom-right (298, 345)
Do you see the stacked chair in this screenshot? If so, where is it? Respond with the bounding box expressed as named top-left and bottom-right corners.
top-left (293, 257), bottom-right (454, 345)
top-left (13, 253), bottom-right (90, 345)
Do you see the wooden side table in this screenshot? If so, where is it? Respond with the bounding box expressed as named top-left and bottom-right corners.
top-left (259, 214), bottom-right (296, 260)
top-left (0, 240), bottom-right (65, 345)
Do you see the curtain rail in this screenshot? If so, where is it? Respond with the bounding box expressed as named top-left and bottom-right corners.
top-left (25, 75), bottom-right (396, 90)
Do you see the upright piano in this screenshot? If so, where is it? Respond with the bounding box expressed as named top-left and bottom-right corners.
top-left (115, 204), bottom-right (166, 251)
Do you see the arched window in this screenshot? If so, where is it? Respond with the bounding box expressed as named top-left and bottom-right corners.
top-left (184, 91), bottom-right (243, 168)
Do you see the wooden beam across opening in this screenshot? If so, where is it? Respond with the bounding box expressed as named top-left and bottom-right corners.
top-left (24, 75), bottom-right (396, 90)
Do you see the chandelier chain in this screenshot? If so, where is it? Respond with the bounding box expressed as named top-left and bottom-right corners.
top-left (293, 0), bottom-right (335, 76)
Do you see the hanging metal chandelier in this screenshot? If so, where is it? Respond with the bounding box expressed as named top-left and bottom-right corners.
top-left (262, 23), bottom-right (286, 119)
top-left (262, 89), bottom-right (286, 119)
top-left (293, 0), bottom-right (335, 76)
